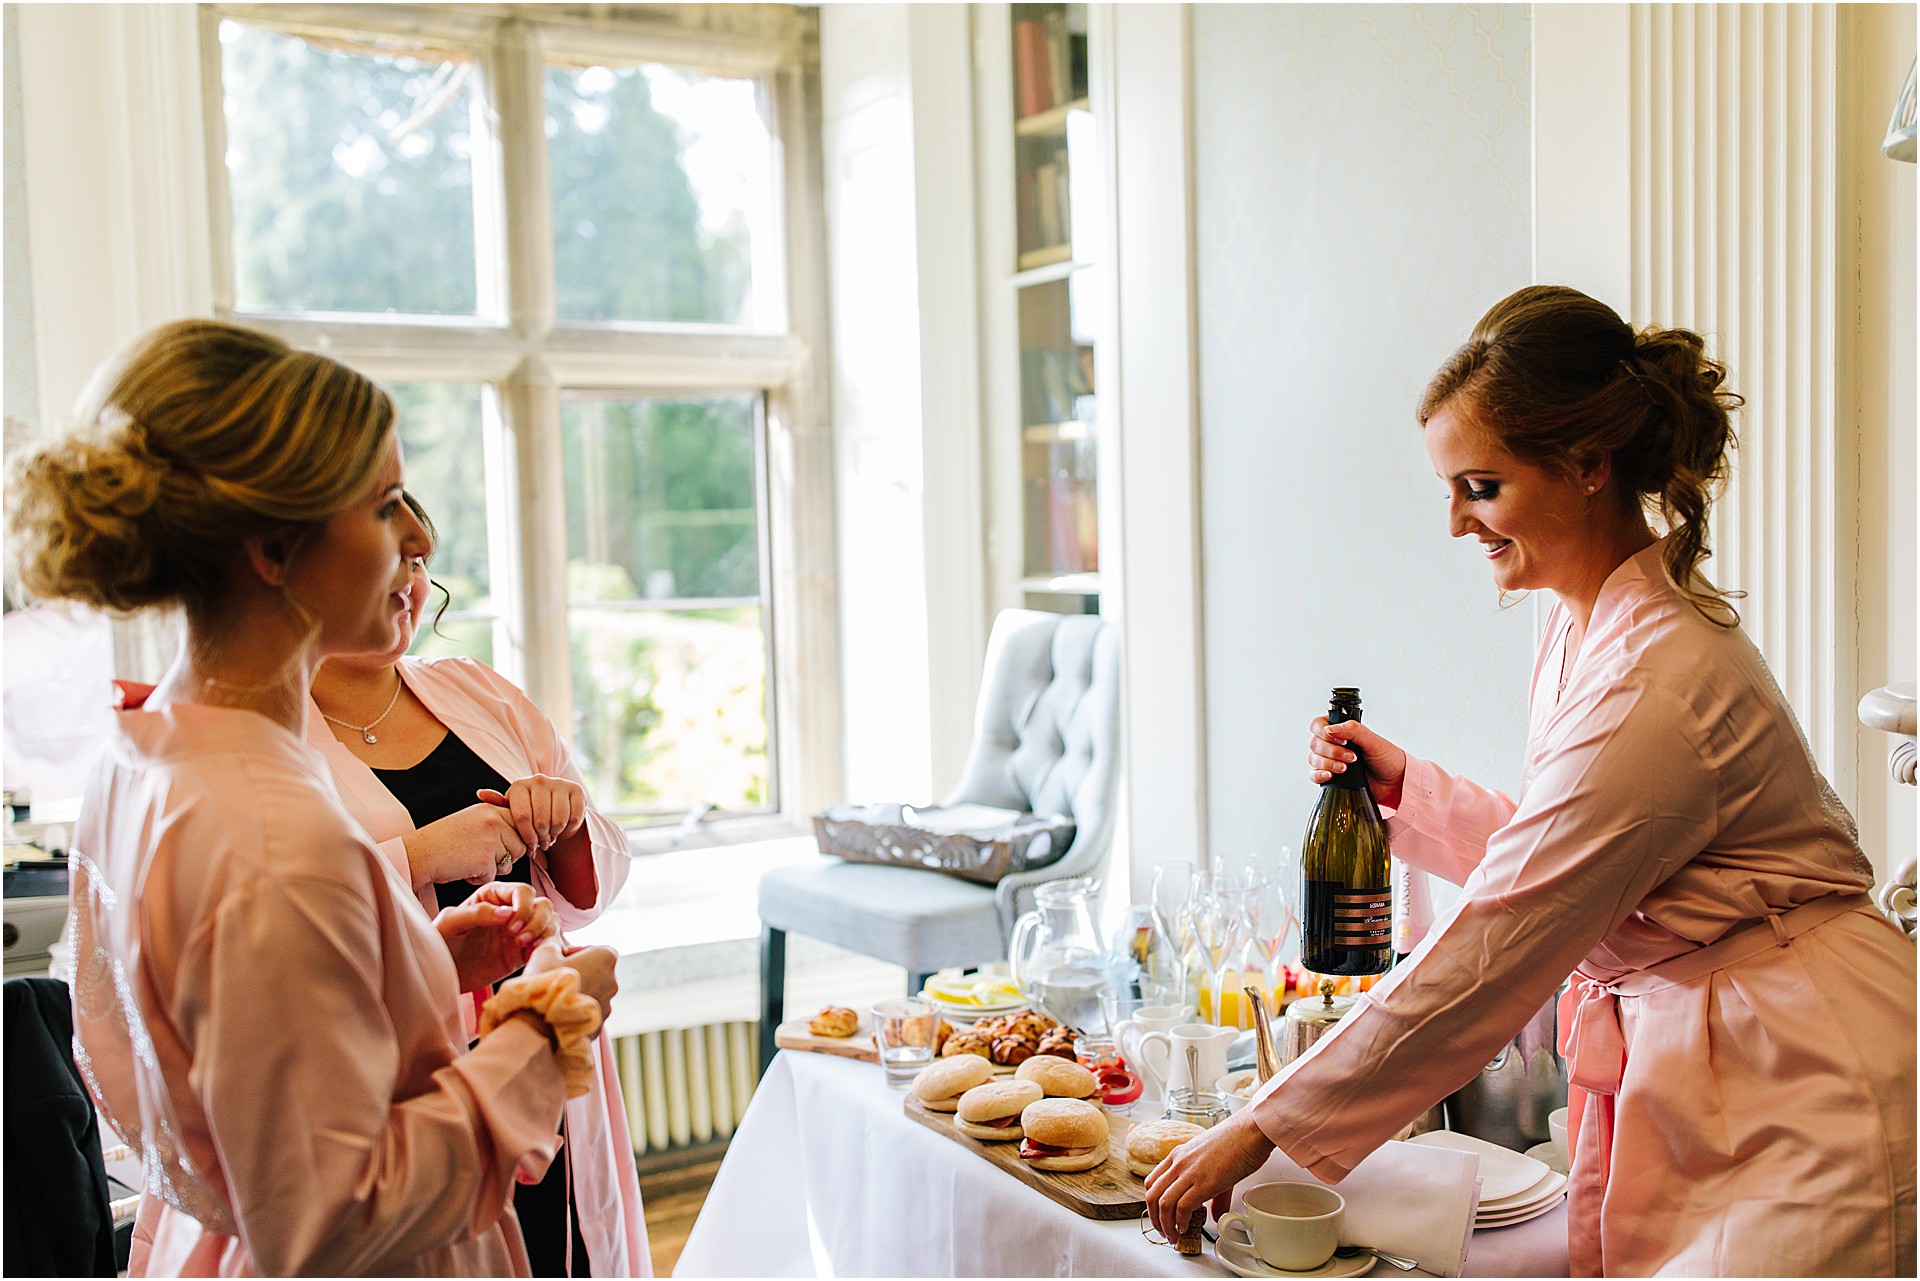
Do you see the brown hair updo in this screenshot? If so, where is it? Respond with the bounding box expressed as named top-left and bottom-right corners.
top-left (7, 319), bottom-right (395, 617)
top-left (1417, 285), bottom-right (1743, 625)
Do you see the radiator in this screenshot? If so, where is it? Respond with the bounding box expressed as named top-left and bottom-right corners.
top-left (612, 1021), bottom-right (759, 1155)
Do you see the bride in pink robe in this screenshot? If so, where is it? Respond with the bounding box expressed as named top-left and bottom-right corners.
top-left (1145, 287), bottom-right (1916, 1276)
top-left (10, 319), bottom-right (619, 1276)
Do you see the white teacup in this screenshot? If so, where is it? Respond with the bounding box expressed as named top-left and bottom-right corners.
top-left (1217, 1181), bottom-right (1344, 1272)
top-left (1117, 1004), bottom-right (1186, 1093)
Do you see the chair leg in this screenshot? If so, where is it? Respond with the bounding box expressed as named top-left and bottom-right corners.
top-left (908, 971), bottom-right (934, 998)
top-left (757, 924), bottom-right (786, 1077)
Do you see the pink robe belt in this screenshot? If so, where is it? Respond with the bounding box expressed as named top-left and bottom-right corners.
top-left (1555, 892), bottom-right (1873, 1276)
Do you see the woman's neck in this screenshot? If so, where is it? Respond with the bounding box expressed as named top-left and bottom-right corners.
top-left (151, 606), bottom-right (317, 737)
top-left (311, 657), bottom-right (402, 723)
top-left (1554, 518), bottom-right (1661, 633)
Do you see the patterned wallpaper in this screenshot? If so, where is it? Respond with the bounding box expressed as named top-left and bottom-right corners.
top-left (4, 2), bottom-right (38, 437)
top-left (1190, 5), bottom-right (1535, 881)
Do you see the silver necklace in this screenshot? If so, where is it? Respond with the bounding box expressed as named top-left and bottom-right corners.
top-left (318, 674), bottom-right (404, 744)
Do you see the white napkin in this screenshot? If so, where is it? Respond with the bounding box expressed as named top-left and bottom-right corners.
top-left (1228, 1139), bottom-right (1481, 1277)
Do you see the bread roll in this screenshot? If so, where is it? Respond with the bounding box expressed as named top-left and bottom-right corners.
top-left (910, 1054), bottom-right (995, 1110)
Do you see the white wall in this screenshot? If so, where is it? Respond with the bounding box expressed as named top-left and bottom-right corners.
top-left (1188, 4), bottom-right (1536, 885)
top-left (819, 5), bottom-right (988, 806)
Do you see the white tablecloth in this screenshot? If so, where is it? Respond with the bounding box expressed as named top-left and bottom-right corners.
top-left (675, 1052), bottom-right (1570, 1278)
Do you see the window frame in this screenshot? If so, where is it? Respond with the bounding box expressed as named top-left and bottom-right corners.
top-left (198, 3), bottom-right (840, 847)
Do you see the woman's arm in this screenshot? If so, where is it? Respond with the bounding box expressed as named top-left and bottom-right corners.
top-left (1264, 679), bottom-right (1711, 1176)
top-left (1150, 679), bottom-right (1716, 1234)
top-left (1382, 754), bottom-right (1521, 886)
top-left (182, 870), bottom-right (567, 1276)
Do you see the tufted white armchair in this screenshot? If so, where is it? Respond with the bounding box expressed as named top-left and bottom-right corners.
top-left (755, 609), bottom-right (1122, 1072)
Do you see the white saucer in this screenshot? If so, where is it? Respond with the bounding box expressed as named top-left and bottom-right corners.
top-left (1475, 1191), bottom-right (1567, 1229)
top-left (1524, 1140), bottom-right (1570, 1175)
top-left (1213, 1236), bottom-right (1376, 1279)
top-left (1406, 1130), bottom-right (1549, 1201)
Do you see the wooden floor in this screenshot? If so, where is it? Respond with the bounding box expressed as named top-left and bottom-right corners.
top-left (639, 1155), bottom-right (725, 1277)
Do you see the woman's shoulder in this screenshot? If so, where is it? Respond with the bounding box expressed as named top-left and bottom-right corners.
top-left (402, 654), bottom-right (523, 700)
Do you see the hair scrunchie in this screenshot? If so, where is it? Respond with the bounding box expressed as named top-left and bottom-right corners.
top-left (479, 968), bottom-right (601, 1098)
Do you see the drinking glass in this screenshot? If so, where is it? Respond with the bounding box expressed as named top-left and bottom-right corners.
top-left (1149, 862), bottom-right (1198, 1009)
top-left (1188, 881), bottom-right (1233, 1026)
top-left (872, 997), bottom-right (939, 1087)
top-left (1243, 864), bottom-right (1297, 1005)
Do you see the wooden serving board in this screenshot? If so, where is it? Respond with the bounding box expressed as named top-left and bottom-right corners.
top-left (904, 1095), bottom-right (1146, 1221)
top-left (773, 1016), bottom-right (879, 1063)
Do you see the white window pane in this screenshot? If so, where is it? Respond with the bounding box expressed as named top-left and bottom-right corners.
top-left (561, 395), bottom-right (769, 821)
top-left (220, 21), bottom-right (482, 316)
top-left (546, 62), bottom-right (778, 326)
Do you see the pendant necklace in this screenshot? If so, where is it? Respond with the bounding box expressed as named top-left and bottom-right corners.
top-left (319, 675), bottom-right (404, 744)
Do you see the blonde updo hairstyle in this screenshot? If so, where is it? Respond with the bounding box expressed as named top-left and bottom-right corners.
top-left (8, 319), bottom-right (395, 618)
top-left (1417, 285), bottom-right (1743, 626)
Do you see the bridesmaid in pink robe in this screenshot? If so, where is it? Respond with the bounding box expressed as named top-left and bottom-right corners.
top-left (307, 494), bottom-right (650, 1276)
top-left (1146, 287), bottom-right (1916, 1276)
top-left (9, 319), bottom-right (619, 1276)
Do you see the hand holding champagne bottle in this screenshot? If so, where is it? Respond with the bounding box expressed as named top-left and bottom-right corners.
top-left (1307, 710), bottom-right (1409, 811)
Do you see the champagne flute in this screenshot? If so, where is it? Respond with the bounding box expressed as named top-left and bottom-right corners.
top-left (1149, 861), bottom-right (1197, 1010)
top-left (1187, 880), bottom-right (1232, 1026)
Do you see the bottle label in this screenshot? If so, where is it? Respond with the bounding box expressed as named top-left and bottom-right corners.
top-left (1329, 889), bottom-right (1392, 945)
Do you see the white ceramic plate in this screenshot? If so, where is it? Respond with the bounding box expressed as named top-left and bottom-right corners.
top-left (1475, 1191), bottom-right (1568, 1230)
top-left (1478, 1168), bottom-right (1567, 1211)
top-left (1523, 1140), bottom-right (1571, 1175)
top-left (1213, 1236), bottom-right (1377, 1279)
top-left (1406, 1130), bottom-right (1550, 1202)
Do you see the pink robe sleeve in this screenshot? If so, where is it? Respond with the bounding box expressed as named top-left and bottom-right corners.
top-left (1383, 754), bottom-right (1520, 887)
top-left (179, 871), bottom-right (567, 1276)
top-left (488, 670), bottom-right (631, 929)
top-left (1251, 678), bottom-right (1717, 1181)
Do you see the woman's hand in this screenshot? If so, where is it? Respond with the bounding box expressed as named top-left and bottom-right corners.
top-left (476, 775), bottom-right (585, 856)
top-left (403, 803), bottom-right (529, 888)
top-left (525, 939), bottom-right (619, 1034)
top-left (433, 881), bottom-right (556, 993)
top-left (1309, 715), bottom-right (1409, 811)
top-left (1145, 1110), bottom-right (1277, 1242)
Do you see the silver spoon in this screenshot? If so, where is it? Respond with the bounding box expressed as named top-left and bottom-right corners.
top-left (1334, 1244), bottom-right (1420, 1271)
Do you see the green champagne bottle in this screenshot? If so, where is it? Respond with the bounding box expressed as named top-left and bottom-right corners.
top-left (1300, 687), bottom-right (1393, 975)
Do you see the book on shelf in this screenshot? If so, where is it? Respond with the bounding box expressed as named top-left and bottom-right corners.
top-left (1017, 145), bottom-right (1073, 260)
top-left (1014, 19), bottom-right (1054, 118)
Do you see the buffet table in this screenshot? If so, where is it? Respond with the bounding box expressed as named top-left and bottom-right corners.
top-left (674, 1051), bottom-right (1570, 1278)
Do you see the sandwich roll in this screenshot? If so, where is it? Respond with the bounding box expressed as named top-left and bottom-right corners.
top-left (955, 1079), bottom-right (1044, 1140)
top-left (1017, 1098), bottom-right (1109, 1172)
top-left (1014, 1054), bottom-right (1099, 1100)
top-left (1123, 1118), bottom-right (1205, 1178)
top-left (911, 1054), bottom-right (996, 1111)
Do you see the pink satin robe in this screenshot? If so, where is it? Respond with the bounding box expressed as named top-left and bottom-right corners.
top-left (305, 655), bottom-right (649, 1278)
top-left (72, 699), bottom-right (568, 1276)
top-left (1251, 542), bottom-right (1916, 1276)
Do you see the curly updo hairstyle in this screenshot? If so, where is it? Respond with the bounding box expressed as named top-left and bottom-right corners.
top-left (8, 319), bottom-right (395, 618)
top-left (1416, 285), bottom-right (1744, 626)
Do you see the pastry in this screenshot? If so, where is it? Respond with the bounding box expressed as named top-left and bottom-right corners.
top-left (808, 1005), bottom-right (859, 1038)
top-left (990, 1033), bottom-right (1038, 1066)
top-left (941, 1029), bottom-right (992, 1059)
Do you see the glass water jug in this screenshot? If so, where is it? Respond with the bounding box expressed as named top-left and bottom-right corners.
top-left (1008, 876), bottom-right (1110, 1029)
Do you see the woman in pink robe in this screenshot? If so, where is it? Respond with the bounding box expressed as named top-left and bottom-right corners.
top-left (9, 319), bottom-right (619, 1276)
top-left (307, 495), bottom-right (649, 1277)
top-left (1146, 287), bottom-right (1916, 1276)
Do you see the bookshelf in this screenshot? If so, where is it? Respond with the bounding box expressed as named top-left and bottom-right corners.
top-left (1006, 2), bottom-right (1103, 614)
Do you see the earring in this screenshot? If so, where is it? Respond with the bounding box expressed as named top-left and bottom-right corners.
top-left (1585, 485), bottom-right (1596, 494)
